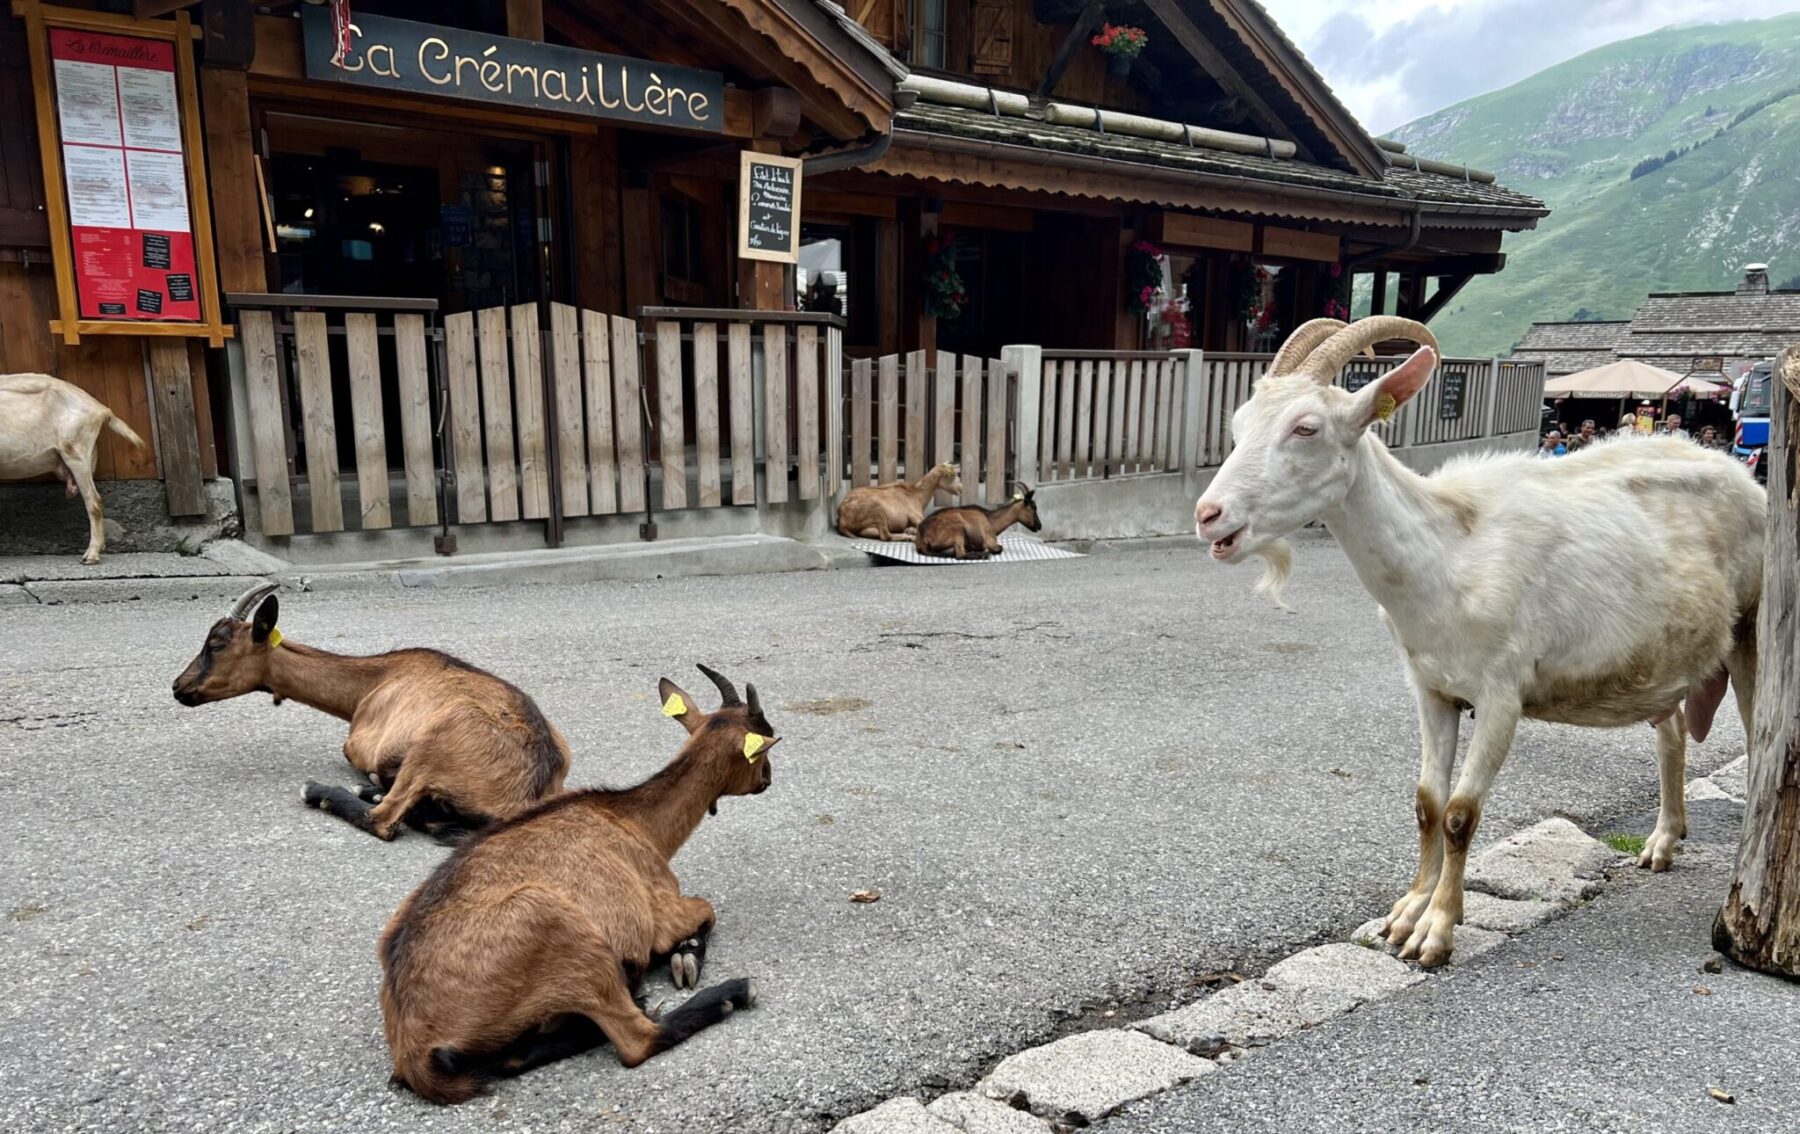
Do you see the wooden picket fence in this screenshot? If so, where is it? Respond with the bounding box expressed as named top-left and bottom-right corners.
top-left (231, 296), bottom-right (840, 539)
top-left (844, 351), bottom-right (1013, 504)
top-left (1034, 351), bottom-right (1191, 481)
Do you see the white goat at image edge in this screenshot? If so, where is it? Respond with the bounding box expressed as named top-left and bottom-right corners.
top-left (0, 373), bottom-right (147, 564)
top-left (1193, 315), bottom-right (1765, 967)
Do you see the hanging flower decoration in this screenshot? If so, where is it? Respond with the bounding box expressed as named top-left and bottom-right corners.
top-left (1090, 23), bottom-right (1149, 59)
top-left (922, 231), bottom-right (966, 321)
top-left (1322, 261), bottom-right (1352, 321)
top-left (1124, 239), bottom-right (1164, 315)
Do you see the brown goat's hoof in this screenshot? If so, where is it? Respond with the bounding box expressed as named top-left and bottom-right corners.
top-left (303, 781), bottom-right (331, 808)
top-left (743, 980), bottom-right (757, 1008)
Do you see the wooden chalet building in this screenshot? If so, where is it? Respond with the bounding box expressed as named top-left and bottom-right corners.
top-left (807, 0), bottom-right (1546, 358)
top-left (1517, 264), bottom-right (1799, 383)
top-left (0, 0), bottom-right (1540, 548)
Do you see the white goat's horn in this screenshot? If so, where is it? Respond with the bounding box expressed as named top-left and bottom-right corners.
top-left (227, 581), bottom-right (279, 622)
top-left (1299, 316), bottom-right (1440, 384)
top-left (1266, 318), bottom-right (1348, 376)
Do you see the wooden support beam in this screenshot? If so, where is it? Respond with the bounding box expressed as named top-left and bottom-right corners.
top-left (1140, 0), bottom-right (1301, 150)
top-left (1036, 1), bottom-right (1103, 99)
top-left (506, 0), bottom-right (544, 41)
top-left (134, 0), bottom-right (196, 18)
top-left (1415, 274), bottom-right (1473, 324)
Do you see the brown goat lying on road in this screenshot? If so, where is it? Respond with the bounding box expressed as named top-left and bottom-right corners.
top-left (915, 482), bottom-right (1041, 559)
top-left (379, 665), bottom-right (774, 1104)
top-left (0, 373), bottom-right (147, 564)
top-left (836, 461), bottom-right (963, 539)
top-left (171, 582), bottom-right (569, 841)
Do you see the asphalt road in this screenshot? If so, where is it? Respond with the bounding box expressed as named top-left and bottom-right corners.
top-left (0, 536), bottom-right (1749, 1133)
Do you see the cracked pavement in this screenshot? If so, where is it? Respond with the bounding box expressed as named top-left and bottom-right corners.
top-left (0, 536), bottom-right (1748, 1132)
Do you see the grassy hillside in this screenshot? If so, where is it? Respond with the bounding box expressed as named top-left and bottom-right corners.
top-left (1386, 14), bottom-right (1800, 356)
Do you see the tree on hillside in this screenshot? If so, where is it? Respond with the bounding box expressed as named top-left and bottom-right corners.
top-left (1777, 274), bottom-right (1800, 292)
top-left (1716, 346), bottom-right (1800, 980)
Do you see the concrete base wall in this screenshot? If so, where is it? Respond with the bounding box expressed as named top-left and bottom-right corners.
top-left (0, 478), bottom-right (239, 557)
top-left (238, 430), bottom-right (1542, 562)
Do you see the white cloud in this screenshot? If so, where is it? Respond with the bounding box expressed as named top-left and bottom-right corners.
top-left (1256, 0), bottom-right (1800, 130)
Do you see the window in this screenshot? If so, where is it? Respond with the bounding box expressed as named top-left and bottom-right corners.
top-left (661, 192), bottom-right (705, 304)
top-left (914, 0), bottom-right (947, 69)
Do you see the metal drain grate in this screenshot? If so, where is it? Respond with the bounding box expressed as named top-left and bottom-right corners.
top-left (845, 532), bottom-right (1085, 566)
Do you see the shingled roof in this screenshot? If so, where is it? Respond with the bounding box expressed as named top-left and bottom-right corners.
top-left (886, 103), bottom-right (1546, 227)
top-left (1513, 320), bottom-right (1632, 376)
top-left (1518, 273), bottom-right (1800, 377)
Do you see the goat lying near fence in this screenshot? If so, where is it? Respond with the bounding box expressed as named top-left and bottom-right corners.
top-left (836, 462), bottom-right (964, 539)
top-left (1194, 316), bottom-right (1765, 967)
top-left (379, 664), bottom-right (773, 1103)
top-left (171, 582), bottom-right (570, 840)
top-left (915, 483), bottom-right (1041, 559)
top-left (0, 374), bottom-right (147, 564)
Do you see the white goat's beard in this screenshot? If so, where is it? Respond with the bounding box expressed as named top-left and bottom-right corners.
top-left (1252, 538), bottom-right (1294, 612)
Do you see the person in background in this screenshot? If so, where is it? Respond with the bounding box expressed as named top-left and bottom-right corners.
top-left (1565, 419), bottom-right (1599, 452)
top-left (1660, 413), bottom-right (1690, 440)
top-left (1618, 412), bottom-right (1639, 436)
top-left (1537, 430), bottom-right (1567, 458)
top-left (1698, 424), bottom-right (1724, 450)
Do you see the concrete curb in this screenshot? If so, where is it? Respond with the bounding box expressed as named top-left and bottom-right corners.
top-left (830, 760), bottom-right (1751, 1133)
top-left (0, 534), bottom-right (873, 604)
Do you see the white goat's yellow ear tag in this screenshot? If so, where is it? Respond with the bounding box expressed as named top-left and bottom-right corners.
top-left (266, 627), bottom-right (283, 649)
top-left (1375, 393), bottom-right (1398, 422)
top-left (743, 733), bottom-right (766, 762)
top-left (662, 693), bottom-right (687, 717)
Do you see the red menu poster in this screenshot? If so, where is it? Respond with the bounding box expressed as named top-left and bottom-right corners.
top-left (49, 29), bottom-right (200, 323)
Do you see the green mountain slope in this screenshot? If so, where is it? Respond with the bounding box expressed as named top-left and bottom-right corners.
top-left (1386, 13), bottom-right (1800, 357)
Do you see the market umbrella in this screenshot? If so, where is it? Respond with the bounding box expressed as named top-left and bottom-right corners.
top-left (1543, 358), bottom-right (1684, 398)
top-left (1662, 374), bottom-right (1730, 400)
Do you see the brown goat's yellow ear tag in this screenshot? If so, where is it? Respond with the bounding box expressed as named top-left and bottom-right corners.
top-left (661, 693), bottom-right (687, 717)
top-left (1012, 491), bottom-right (1024, 501)
top-left (266, 627), bottom-right (283, 650)
top-left (1374, 393), bottom-right (1398, 423)
top-left (743, 733), bottom-right (766, 762)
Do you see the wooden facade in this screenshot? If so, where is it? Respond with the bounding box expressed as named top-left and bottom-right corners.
top-left (1, 0), bottom-right (1540, 540)
top-left (0, 0), bottom-right (895, 520)
top-left (805, 0), bottom-right (1546, 361)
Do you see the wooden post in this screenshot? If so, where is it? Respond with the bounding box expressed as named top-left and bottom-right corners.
top-left (1715, 345), bottom-right (1800, 978)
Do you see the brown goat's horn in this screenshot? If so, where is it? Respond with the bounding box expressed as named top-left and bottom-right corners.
top-left (744, 682), bottom-right (761, 717)
top-left (226, 581), bottom-right (279, 622)
top-left (695, 664), bottom-right (741, 707)
top-left (1298, 316), bottom-right (1439, 384)
top-left (1266, 318), bottom-right (1348, 376)
top-left (1009, 480), bottom-right (1031, 497)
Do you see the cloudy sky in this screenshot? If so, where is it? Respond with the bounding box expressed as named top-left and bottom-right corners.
top-left (1257, 0), bottom-right (1800, 133)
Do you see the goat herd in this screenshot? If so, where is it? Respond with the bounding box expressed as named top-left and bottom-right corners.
top-left (148, 315), bottom-right (1766, 1107)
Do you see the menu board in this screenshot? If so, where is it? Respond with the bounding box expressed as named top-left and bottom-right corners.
top-left (49, 29), bottom-right (199, 323)
top-left (738, 151), bottom-right (802, 264)
top-left (1438, 369), bottom-right (1466, 419)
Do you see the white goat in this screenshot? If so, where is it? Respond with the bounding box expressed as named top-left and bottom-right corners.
top-left (0, 374), bottom-right (146, 564)
top-left (1194, 316), bottom-right (1764, 967)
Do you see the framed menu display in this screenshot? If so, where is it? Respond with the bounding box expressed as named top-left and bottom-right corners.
top-left (22, 2), bottom-right (228, 345)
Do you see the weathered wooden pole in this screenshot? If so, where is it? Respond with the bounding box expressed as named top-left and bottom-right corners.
top-left (1715, 345), bottom-right (1800, 978)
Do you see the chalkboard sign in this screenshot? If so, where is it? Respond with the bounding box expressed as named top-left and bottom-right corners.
top-left (1439, 369), bottom-right (1467, 419)
top-left (1342, 366), bottom-right (1377, 394)
top-left (738, 151), bottom-right (802, 264)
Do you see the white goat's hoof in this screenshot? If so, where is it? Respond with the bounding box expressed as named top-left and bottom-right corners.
top-left (1638, 830), bottom-right (1680, 872)
top-left (81, 553), bottom-right (100, 565)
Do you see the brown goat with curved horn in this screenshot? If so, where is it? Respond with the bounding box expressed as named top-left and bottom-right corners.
top-left (378, 666), bottom-right (775, 1103)
top-left (171, 583), bottom-right (570, 841)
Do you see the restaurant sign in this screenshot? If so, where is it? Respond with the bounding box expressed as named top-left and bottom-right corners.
top-left (301, 9), bottom-right (725, 133)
